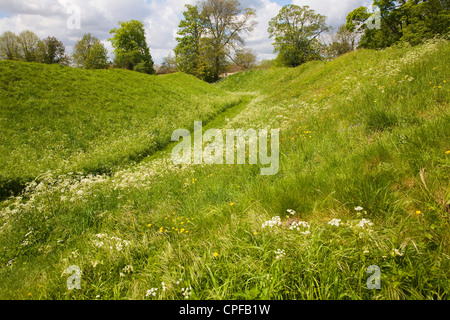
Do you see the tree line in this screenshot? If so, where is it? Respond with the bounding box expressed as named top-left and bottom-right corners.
top-left (0, 0), bottom-right (448, 82)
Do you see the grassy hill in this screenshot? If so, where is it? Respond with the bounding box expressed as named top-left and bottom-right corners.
top-left (0, 61), bottom-right (241, 198)
top-left (0, 39), bottom-right (448, 300)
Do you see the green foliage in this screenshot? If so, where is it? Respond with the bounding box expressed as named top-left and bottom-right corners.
top-left (0, 31), bottom-right (68, 65)
top-left (73, 33), bottom-right (109, 69)
top-left (0, 31), bottom-right (19, 60)
top-left (400, 0), bottom-right (450, 45)
top-left (268, 4), bottom-right (328, 67)
top-left (233, 48), bottom-right (257, 70)
top-left (326, 25), bottom-right (357, 59)
top-left (109, 20), bottom-right (155, 74)
top-left (175, 0), bottom-right (256, 82)
top-left (36, 36), bottom-right (69, 65)
top-left (16, 31), bottom-right (41, 62)
top-left (348, 0), bottom-right (450, 49)
top-left (158, 53), bottom-right (177, 74)
top-left (175, 4), bottom-right (204, 77)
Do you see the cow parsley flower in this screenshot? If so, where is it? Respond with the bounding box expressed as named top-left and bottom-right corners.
top-left (328, 219), bottom-right (341, 227)
top-left (122, 265), bottom-right (133, 274)
top-left (289, 221), bottom-right (310, 234)
top-left (181, 286), bottom-right (192, 299)
top-left (146, 288), bottom-right (158, 297)
top-left (274, 249), bottom-right (285, 260)
top-left (262, 216), bottom-right (282, 229)
top-left (358, 218), bottom-right (373, 228)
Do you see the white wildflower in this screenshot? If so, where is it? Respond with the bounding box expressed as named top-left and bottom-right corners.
top-left (262, 216), bottom-right (282, 229)
top-left (357, 218), bottom-right (373, 229)
top-left (146, 288), bottom-right (158, 297)
top-left (287, 209), bottom-right (295, 215)
top-left (92, 240), bottom-right (104, 248)
top-left (289, 220), bottom-right (310, 234)
top-left (328, 219), bottom-right (341, 227)
top-left (274, 249), bottom-right (286, 260)
top-left (354, 206), bottom-right (364, 211)
top-left (181, 286), bottom-right (192, 299)
top-left (122, 265), bottom-right (133, 274)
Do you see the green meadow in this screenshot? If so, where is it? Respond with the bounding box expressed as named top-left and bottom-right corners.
top-left (0, 39), bottom-right (449, 299)
top-left (0, 62), bottom-right (240, 198)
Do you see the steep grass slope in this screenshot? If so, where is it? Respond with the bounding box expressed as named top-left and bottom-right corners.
top-left (0, 40), bottom-right (448, 300)
top-left (0, 61), bottom-right (240, 198)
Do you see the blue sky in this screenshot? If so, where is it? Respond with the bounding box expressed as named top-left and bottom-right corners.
top-left (0, 0), bottom-right (372, 64)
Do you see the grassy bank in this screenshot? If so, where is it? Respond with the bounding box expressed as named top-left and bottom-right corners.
top-left (0, 61), bottom-right (240, 198)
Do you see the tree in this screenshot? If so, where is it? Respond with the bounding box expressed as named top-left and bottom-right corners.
top-left (17, 30), bottom-right (40, 62)
top-left (175, 4), bottom-right (204, 77)
top-left (200, 0), bottom-right (256, 81)
top-left (346, 0), bottom-right (449, 49)
top-left (268, 4), bottom-right (328, 67)
top-left (232, 48), bottom-right (257, 69)
top-left (327, 24), bottom-right (357, 58)
top-left (175, 0), bottom-right (256, 82)
top-left (37, 36), bottom-right (69, 65)
top-left (400, 0), bottom-right (450, 45)
top-left (0, 31), bottom-right (19, 60)
top-left (158, 52), bottom-right (178, 74)
top-left (109, 20), bottom-right (155, 74)
top-left (73, 33), bottom-right (109, 69)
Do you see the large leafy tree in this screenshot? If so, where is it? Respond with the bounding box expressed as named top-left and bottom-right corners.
top-left (347, 0), bottom-right (450, 49)
top-left (37, 36), bottom-right (69, 65)
top-left (73, 33), bottom-right (109, 69)
top-left (400, 0), bottom-right (450, 45)
top-left (175, 4), bottom-right (204, 77)
top-left (268, 4), bottom-right (328, 67)
top-left (232, 48), bottom-right (257, 70)
top-left (0, 31), bottom-right (19, 60)
top-left (109, 20), bottom-right (155, 74)
top-left (327, 24), bottom-right (357, 59)
top-left (200, 0), bottom-right (256, 81)
top-left (17, 31), bottom-right (40, 62)
top-left (175, 0), bottom-right (256, 82)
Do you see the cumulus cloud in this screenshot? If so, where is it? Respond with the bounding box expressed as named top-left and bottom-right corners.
top-left (292, 0), bottom-right (373, 28)
top-left (0, 0), bottom-right (372, 64)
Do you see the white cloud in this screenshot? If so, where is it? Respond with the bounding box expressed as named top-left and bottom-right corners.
top-left (0, 0), bottom-right (372, 64)
top-left (292, 0), bottom-right (373, 28)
